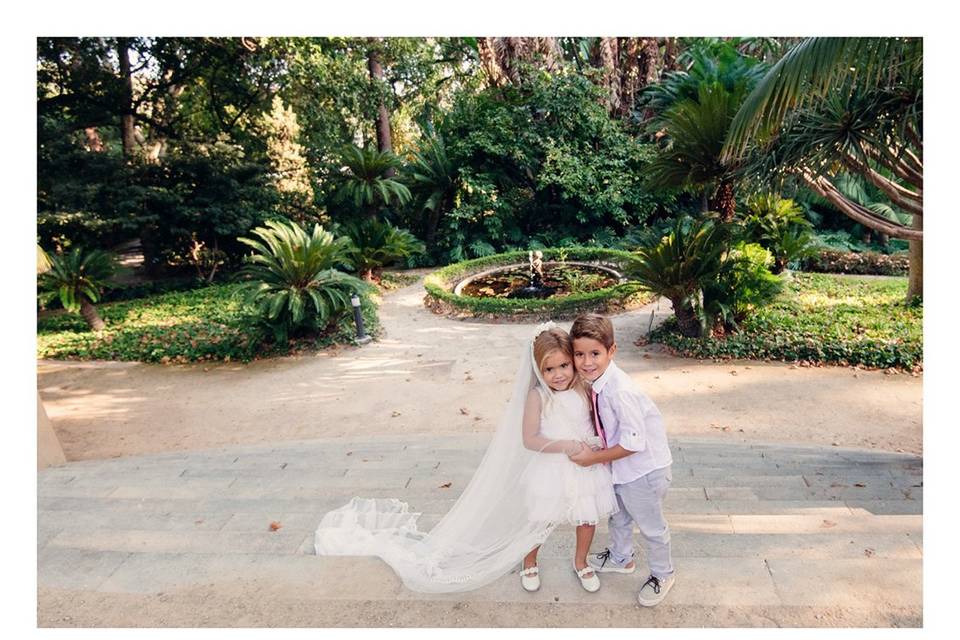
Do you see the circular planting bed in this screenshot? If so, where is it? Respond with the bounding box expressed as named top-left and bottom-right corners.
top-left (424, 247), bottom-right (651, 320)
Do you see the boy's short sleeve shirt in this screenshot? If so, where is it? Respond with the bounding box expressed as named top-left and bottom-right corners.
top-left (592, 361), bottom-right (672, 485)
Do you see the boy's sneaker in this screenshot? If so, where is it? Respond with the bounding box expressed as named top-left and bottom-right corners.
top-left (587, 548), bottom-right (636, 574)
top-left (637, 573), bottom-right (675, 607)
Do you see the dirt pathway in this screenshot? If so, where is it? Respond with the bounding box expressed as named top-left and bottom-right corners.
top-left (38, 276), bottom-right (922, 461)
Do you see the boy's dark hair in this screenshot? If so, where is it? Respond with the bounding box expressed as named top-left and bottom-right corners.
top-left (570, 314), bottom-right (615, 349)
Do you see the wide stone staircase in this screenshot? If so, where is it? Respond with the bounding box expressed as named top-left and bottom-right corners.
top-left (38, 434), bottom-right (922, 627)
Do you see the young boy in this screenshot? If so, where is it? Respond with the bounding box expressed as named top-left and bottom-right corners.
top-left (568, 313), bottom-right (675, 607)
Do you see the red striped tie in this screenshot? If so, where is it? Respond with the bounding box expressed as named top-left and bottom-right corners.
top-left (591, 389), bottom-right (608, 449)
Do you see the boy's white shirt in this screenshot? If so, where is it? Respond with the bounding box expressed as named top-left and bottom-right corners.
top-left (591, 360), bottom-right (673, 485)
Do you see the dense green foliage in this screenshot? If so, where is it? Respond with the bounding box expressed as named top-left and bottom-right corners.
top-left (236, 220), bottom-right (371, 342)
top-left (414, 71), bottom-right (682, 262)
top-left (739, 194), bottom-right (816, 273)
top-left (38, 247), bottom-right (117, 313)
top-left (800, 248), bottom-right (909, 276)
top-left (37, 284), bottom-right (379, 363)
top-left (650, 272), bottom-right (921, 370)
top-left (339, 218), bottom-right (426, 280)
top-left (36, 37), bottom-right (921, 365)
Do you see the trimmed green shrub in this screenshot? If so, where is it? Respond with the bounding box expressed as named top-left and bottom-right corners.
top-left (424, 247), bottom-right (649, 319)
top-left (800, 249), bottom-right (909, 276)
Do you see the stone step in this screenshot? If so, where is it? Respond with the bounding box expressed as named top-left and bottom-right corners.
top-left (36, 546), bottom-right (922, 613)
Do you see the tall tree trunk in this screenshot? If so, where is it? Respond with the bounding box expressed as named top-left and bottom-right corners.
top-left (671, 297), bottom-right (701, 338)
top-left (596, 37), bottom-right (621, 115)
top-left (84, 127), bottom-right (105, 152)
top-left (117, 38), bottom-right (137, 159)
top-left (708, 179), bottom-right (736, 221)
top-left (907, 214), bottom-right (922, 302)
top-left (79, 298), bottom-right (106, 331)
top-left (477, 38), bottom-right (507, 87)
top-left (662, 37), bottom-right (680, 73)
top-left (367, 39), bottom-right (394, 176)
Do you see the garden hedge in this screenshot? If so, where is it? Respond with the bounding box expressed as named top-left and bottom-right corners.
top-left (424, 247), bottom-right (649, 318)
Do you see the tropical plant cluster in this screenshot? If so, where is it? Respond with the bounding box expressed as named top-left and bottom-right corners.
top-left (649, 273), bottom-right (921, 370)
top-left (37, 283), bottom-right (380, 363)
top-left (37, 36), bottom-right (921, 365)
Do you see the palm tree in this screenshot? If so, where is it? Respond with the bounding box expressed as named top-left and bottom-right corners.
top-left (626, 217), bottom-right (729, 337)
top-left (644, 82), bottom-right (750, 220)
top-left (334, 145), bottom-right (412, 219)
top-left (39, 247), bottom-right (117, 331)
top-left (722, 37), bottom-right (922, 300)
top-left (339, 219), bottom-right (425, 282)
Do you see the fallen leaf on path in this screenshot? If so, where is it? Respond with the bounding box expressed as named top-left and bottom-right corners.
top-left (391, 411), bottom-right (402, 417)
top-left (729, 370), bottom-right (738, 376)
top-left (854, 483), bottom-right (866, 488)
top-left (439, 482), bottom-right (452, 489)
top-left (864, 548), bottom-right (875, 557)
top-left (459, 408), bottom-right (470, 415)
top-left (269, 521), bottom-right (282, 531)
top-left (346, 451), bottom-right (353, 456)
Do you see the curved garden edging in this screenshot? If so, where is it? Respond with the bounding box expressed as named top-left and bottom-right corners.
top-left (424, 247), bottom-right (651, 320)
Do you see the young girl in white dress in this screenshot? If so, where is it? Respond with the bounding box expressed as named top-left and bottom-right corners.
top-left (518, 326), bottom-right (618, 592)
top-left (314, 322), bottom-right (616, 594)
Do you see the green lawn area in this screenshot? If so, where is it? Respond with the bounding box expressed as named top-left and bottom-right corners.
top-left (37, 283), bottom-right (379, 363)
top-left (649, 272), bottom-right (922, 370)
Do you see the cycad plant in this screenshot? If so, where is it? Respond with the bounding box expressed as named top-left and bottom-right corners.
top-left (236, 220), bottom-right (370, 343)
top-left (38, 247), bottom-right (117, 331)
top-left (644, 82), bottom-right (751, 220)
top-left (339, 219), bottom-right (426, 282)
top-left (626, 217), bottom-right (729, 337)
top-left (740, 194), bottom-right (816, 273)
top-left (406, 134), bottom-right (458, 247)
top-left (334, 145), bottom-right (412, 218)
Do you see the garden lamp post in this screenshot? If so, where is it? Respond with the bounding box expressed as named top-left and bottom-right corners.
top-left (351, 294), bottom-right (371, 344)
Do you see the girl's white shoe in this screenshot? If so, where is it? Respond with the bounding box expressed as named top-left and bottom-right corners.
top-left (520, 563), bottom-right (541, 592)
top-left (574, 562), bottom-right (600, 592)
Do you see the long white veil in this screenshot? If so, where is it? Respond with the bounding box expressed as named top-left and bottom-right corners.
top-left (314, 322), bottom-right (572, 593)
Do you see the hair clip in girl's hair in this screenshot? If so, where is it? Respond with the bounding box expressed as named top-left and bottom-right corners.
top-left (532, 321), bottom-right (558, 340)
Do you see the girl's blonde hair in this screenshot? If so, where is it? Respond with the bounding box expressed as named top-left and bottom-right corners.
top-left (532, 327), bottom-right (590, 402)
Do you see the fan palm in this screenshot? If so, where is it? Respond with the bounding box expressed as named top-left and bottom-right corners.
top-left (339, 219), bottom-right (426, 282)
top-left (236, 220), bottom-right (370, 343)
top-left (38, 247), bottom-right (117, 331)
top-left (334, 145), bottom-right (412, 218)
top-left (625, 217), bottom-right (729, 337)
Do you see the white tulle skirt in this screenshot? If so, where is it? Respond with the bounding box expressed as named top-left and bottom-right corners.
top-left (523, 456), bottom-right (618, 526)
